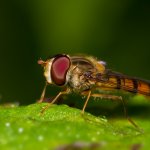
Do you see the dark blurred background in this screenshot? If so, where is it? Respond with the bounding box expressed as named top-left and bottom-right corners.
top-left (0, 0), bottom-right (150, 105)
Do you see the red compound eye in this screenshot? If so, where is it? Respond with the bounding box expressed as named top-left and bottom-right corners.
top-left (51, 55), bottom-right (70, 85)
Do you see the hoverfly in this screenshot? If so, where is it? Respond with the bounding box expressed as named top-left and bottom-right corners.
top-left (38, 54), bottom-right (150, 118)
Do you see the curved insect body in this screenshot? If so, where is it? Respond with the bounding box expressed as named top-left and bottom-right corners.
top-left (38, 54), bottom-right (150, 114)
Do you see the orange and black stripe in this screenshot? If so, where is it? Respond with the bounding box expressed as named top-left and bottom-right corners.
top-left (104, 74), bottom-right (150, 96)
top-left (85, 71), bottom-right (150, 96)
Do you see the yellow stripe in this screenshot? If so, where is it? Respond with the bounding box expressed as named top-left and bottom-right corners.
top-left (124, 79), bottom-right (134, 89)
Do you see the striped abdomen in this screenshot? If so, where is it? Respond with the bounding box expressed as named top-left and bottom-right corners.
top-left (102, 72), bottom-right (150, 96)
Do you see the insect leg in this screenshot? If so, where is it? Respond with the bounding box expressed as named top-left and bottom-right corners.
top-left (81, 90), bottom-right (91, 114)
top-left (37, 82), bottom-right (48, 103)
top-left (90, 93), bottom-right (122, 100)
top-left (118, 98), bottom-right (142, 131)
top-left (119, 98), bottom-right (140, 130)
top-left (40, 88), bottom-right (70, 114)
top-left (90, 93), bottom-right (140, 130)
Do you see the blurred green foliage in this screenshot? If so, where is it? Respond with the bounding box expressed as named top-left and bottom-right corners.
top-left (0, 0), bottom-right (150, 104)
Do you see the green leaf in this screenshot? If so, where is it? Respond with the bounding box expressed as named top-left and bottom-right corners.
top-left (0, 102), bottom-right (149, 150)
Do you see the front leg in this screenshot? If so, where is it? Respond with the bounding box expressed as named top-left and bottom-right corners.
top-left (41, 88), bottom-right (70, 114)
top-left (37, 82), bottom-right (48, 103)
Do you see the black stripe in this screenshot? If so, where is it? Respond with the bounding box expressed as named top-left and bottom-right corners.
top-left (132, 79), bottom-right (138, 93)
top-left (116, 76), bottom-right (121, 89)
top-left (148, 83), bottom-right (150, 96)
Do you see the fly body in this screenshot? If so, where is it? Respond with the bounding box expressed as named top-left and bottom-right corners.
top-left (38, 54), bottom-right (150, 115)
top-left (67, 55), bottom-right (105, 93)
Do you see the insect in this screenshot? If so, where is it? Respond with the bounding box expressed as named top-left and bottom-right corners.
top-left (38, 54), bottom-right (150, 119)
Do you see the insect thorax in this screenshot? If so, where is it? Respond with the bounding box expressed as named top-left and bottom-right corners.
top-left (67, 65), bottom-right (94, 93)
